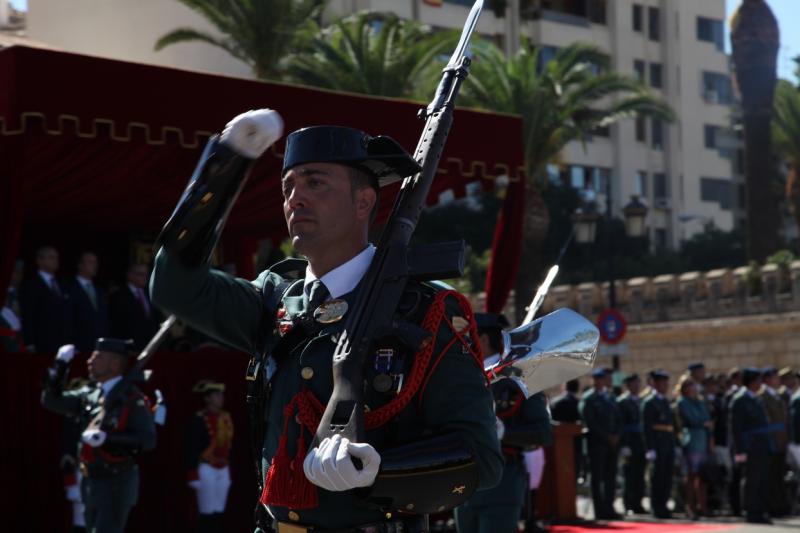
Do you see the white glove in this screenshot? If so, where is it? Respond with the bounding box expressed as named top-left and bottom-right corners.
top-left (303, 434), bottom-right (381, 491)
top-left (220, 109), bottom-right (284, 159)
top-left (56, 344), bottom-right (75, 363)
top-left (81, 428), bottom-right (107, 448)
top-left (188, 480), bottom-right (202, 490)
top-left (734, 453), bottom-right (747, 464)
top-left (645, 449), bottom-right (656, 461)
top-left (620, 446), bottom-right (632, 458)
top-left (496, 416), bottom-right (506, 440)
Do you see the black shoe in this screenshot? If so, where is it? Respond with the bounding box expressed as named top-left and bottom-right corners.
top-left (653, 511), bottom-right (673, 519)
top-left (746, 515), bottom-right (772, 525)
top-left (597, 512), bottom-right (622, 520)
top-left (630, 507), bottom-right (647, 514)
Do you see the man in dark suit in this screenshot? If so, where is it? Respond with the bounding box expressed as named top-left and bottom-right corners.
top-left (724, 367), bottom-right (743, 516)
top-left (110, 264), bottom-right (159, 350)
top-left (618, 373), bottom-right (646, 515)
top-left (66, 252), bottom-right (110, 353)
top-left (731, 368), bottom-right (772, 524)
top-left (551, 379), bottom-right (583, 481)
top-left (20, 246), bottom-right (72, 352)
top-left (642, 369), bottom-right (675, 519)
top-left (580, 368), bottom-right (623, 520)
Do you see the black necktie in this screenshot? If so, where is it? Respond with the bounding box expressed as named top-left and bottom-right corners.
top-left (305, 280), bottom-right (330, 313)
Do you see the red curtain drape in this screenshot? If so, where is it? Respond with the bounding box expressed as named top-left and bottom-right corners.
top-left (484, 178), bottom-right (525, 313)
top-left (2, 349), bottom-right (257, 533)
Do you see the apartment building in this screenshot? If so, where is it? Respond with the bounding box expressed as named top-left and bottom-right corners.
top-left (24, 0), bottom-right (740, 248)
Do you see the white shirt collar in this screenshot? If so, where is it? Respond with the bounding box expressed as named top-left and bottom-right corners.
top-left (303, 245), bottom-right (375, 299)
top-left (77, 275), bottom-right (93, 287)
top-left (766, 386), bottom-right (778, 397)
top-left (101, 375), bottom-right (123, 396)
top-left (38, 270), bottom-right (54, 285)
top-left (1, 307), bottom-right (21, 331)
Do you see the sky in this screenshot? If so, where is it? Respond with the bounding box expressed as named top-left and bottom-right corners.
top-left (6, 0), bottom-right (800, 80)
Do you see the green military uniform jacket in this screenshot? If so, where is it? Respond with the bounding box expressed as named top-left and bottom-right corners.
top-left (150, 250), bottom-right (503, 528)
top-left (41, 377), bottom-right (157, 472)
top-left (759, 388), bottom-right (788, 452)
top-left (730, 389), bottom-right (771, 455)
top-left (790, 391), bottom-right (800, 445)
top-left (579, 387), bottom-right (622, 445)
top-left (641, 393), bottom-right (675, 451)
top-left (617, 392), bottom-right (644, 452)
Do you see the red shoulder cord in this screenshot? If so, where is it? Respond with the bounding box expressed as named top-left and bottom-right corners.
top-left (260, 290), bottom-right (486, 510)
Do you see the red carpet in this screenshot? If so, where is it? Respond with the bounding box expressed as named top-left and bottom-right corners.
top-left (549, 522), bottom-right (738, 533)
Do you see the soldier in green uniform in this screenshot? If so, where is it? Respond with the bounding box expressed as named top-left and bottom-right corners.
top-left (454, 313), bottom-right (552, 533)
top-left (730, 367), bottom-right (772, 524)
top-left (641, 369), bottom-right (675, 519)
top-left (150, 110), bottom-right (503, 531)
top-left (617, 373), bottom-right (646, 515)
top-left (759, 367), bottom-right (790, 517)
top-left (580, 367), bottom-right (622, 520)
top-left (41, 339), bottom-right (157, 533)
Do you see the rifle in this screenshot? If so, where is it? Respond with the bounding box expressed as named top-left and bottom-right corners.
top-left (91, 316), bottom-right (176, 430)
top-left (315, 0), bottom-right (485, 444)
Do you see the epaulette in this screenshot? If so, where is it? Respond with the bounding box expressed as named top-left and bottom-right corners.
top-left (264, 257), bottom-right (307, 280)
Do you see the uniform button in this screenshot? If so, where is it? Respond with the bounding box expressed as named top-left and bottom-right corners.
top-left (288, 510), bottom-right (300, 522)
top-left (301, 367), bottom-right (314, 380)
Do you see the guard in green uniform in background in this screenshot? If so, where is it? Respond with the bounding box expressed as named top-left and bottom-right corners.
top-left (41, 339), bottom-right (157, 533)
top-left (150, 110), bottom-right (502, 532)
top-left (730, 367), bottom-right (772, 524)
top-left (642, 369), bottom-right (675, 519)
top-left (617, 373), bottom-right (646, 515)
top-left (454, 313), bottom-right (552, 533)
top-left (580, 367), bottom-right (622, 520)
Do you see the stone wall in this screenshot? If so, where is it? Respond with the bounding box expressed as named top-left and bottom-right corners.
top-left (467, 260), bottom-right (800, 381)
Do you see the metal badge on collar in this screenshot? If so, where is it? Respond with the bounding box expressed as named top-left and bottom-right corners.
top-left (313, 299), bottom-right (348, 324)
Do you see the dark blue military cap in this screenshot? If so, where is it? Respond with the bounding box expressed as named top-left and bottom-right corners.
top-left (95, 338), bottom-right (136, 356)
top-left (687, 362), bottom-right (705, 371)
top-left (761, 366), bottom-right (778, 378)
top-left (282, 126), bottom-right (422, 187)
top-left (649, 369), bottom-right (670, 381)
top-left (623, 373), bottom-right (640, 383)
top-left (474, 313), bottom-right (511, 331)
top-left (591, 368), bottom-right (608, 378)
top-left (741, 367), bottom-right (762, 385)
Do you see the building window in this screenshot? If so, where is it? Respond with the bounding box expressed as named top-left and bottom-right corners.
top-left (651, 118), bottom-right (664, 150)
top-left (654, 228), bottom-right (668, 249)
top-left (591, 125), bottom-right (611, 138)
top-left (634, 60), bottom-right (646, 82)
top-left (636, 171), bottom-right (648, 197)
top-left (702, 72), bottom-right (734, 105)
top-left (635, 114), bottom-right (647, 142)
top-left (700, 177), bottom-right (732, 210)
top-left (649, 63), bottom-right (663, 89)
top-left (704, 125), bottom-right (721, 149)
top-left (697, 16), bottom-right (724, 51)
top-left (538, 45), bottom-right (560, 72)
top-left (648, 7), bottom-right (660, 41)
top-left (546, 164), bottom-right (562, 185)
top-left (653, 173), bottom-right (668, 200)
top-left (589, 0), bottom-right (607, 24)
top-left (632, 4), bottom-right (643, 32)
top-left (591, 167), bottom-right (611, 192)
top-left (570, 166), bottom-right (587, 189)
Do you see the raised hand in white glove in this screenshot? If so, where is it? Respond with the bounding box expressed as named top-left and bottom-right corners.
top-left (56, 344), bottom-right (75, 363)
top-left (620, 446), bottom-right (632, 458)
top-left (220, 109), bottom-right (284, 159)
top-left (645, 449), bottom-right (656, 461)
top-left (303, 434), bottom-right (381, 491)
top-left (81, 428), bottom-right (107, 448)
top-left (188, 480), bottom-right (202, 490)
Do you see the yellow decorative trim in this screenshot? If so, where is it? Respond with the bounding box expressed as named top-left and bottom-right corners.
top-left (1, 112), bottom-right (524, 180)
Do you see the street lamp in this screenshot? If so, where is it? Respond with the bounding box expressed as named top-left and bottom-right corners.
top-left (572, 190), bottom-right (649, 309)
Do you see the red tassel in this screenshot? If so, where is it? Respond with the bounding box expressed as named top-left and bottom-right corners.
top-left (288, 434), bottom-right (319, 509)
top-left (260, 434), bottom-right (291, 506)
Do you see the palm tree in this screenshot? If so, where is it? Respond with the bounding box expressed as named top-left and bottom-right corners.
top-left (155, 0), bottom-right (326, 80)
top-left (281, 12), bottom-right (458, 98)
top-left (731, 0), bottom-right (781, 261)
top-left (773, 77), bottom-right (800, 249)
top-left (460, 40), bottom-right (674, 320)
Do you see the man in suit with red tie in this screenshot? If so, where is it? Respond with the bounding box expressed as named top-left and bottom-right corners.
top-left (67, 252), bottom-right (110, 353)
top-left (20, 245), bottom-right (72, 352)
top-left (110, 264), bottom-right (159, 350)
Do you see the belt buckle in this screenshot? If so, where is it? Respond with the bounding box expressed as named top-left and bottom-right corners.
top-left (276, 522), bottom-right (309, 533)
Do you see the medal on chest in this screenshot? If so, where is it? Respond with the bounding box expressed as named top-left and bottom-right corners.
top-left (314, 299), bottom-right (348, 324)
